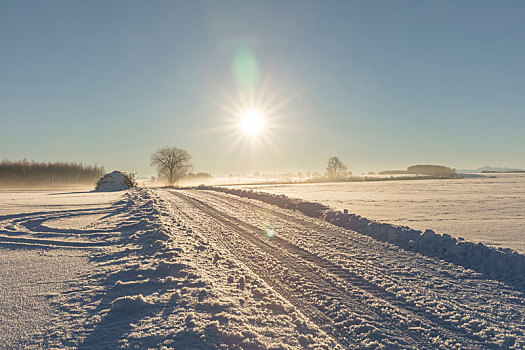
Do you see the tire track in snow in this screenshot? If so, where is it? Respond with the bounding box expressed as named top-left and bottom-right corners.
top-left (0, 207), bottom-right (119, 249)
top-left (170, 191), bottom-right (493, 349)
top-left (170, 192), bottom-right (359, 348)
top-left (0, 235), bottom-right (105, 248)
top-left (198, 190), bottom-right (516, 331)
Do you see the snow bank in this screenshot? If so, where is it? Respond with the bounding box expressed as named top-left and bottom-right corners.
top-left (95, 171), bottom-right (137, 192)
top-left (197, 185), bottom-right (525, 288)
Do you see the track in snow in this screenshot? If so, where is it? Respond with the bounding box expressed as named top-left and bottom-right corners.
top-left (0, 207), bottom-right (119, 249)
top-left (166, 190), bottom-right (517, 349)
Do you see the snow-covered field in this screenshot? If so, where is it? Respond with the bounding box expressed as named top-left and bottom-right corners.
top-left (0, 189), bottom-right (123, 348)
top-left (234, 174), bottom-right (525, 253)
top-left (1, 187), bottom-right (524, 349)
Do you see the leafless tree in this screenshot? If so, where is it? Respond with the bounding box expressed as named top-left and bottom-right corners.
top-left (150, 147), bottom-right (192, 186)
top-left (326, 156), bottom-right (348, 181)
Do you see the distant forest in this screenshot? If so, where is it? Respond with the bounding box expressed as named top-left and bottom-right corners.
top-left (379, 165), bottom-right (457, 178)
top-left (407, 165), bottom-right (457, 178)
top-left (0, 159), bottom-right (105, 187)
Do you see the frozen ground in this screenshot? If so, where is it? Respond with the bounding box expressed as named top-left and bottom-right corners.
top-left (1, 188), bottom-right (524, 349)
top-left (0, 189), bottom-right (123, 348)
top-left (234, 174), bottom-right (525, 253)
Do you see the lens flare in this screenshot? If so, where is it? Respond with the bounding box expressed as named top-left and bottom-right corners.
top-left (233, 47), bottom-right (260, 89)
top-left (265, 228), bottom-right (276, 238)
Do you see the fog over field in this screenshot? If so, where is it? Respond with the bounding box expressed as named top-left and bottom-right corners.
top-left (236, 174), bottom-right (525, 253)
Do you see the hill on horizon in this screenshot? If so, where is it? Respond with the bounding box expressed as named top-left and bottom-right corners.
top-left (458, 166), bottom-right (525, 173)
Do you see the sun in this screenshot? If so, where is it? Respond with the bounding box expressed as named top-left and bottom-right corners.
top-left (240, 108), bottom-right (264, 136)
top-left (206, 74), bottom-right (296, 160)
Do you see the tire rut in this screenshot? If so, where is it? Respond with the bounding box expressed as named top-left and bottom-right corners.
top-left (199, 190), bottom-right (509, 334)
top-left (170, 191), bottom-right (491, 349)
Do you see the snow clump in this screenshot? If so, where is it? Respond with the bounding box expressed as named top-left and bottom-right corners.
top-left (95, 170), bottom-right (137, 192)
top-left (110, 294), bottom-right (152, 312)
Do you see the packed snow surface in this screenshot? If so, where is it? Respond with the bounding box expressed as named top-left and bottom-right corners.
top-left (234, 174), bottom-right (525, 253)
top-left (0, 189), bottom-right (123, 348)
top-left (1, 188), bottom-right (524, 349)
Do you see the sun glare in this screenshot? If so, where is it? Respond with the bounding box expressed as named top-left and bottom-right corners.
top-left (206, 74), bottom-right (296, 161)
top-left (240, 109), bottom-right (264, 136)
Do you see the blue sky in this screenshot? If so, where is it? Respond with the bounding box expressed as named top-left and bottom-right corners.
top-left (1, 1), bottom-right (524, 176)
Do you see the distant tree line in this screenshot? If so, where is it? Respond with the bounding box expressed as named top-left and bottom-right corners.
top-left (0, 159), bottom-right (105, 187)
top-left (406, 165), bottom-right (457, 178)
top-left (184, 172), bottom-right (212, 180)
top-left (378, 170), bottom-right (408, 175)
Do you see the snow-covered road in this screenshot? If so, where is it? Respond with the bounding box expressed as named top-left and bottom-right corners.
top-left (164, 189), bottom-right (524, 349)
top-left (1, 188), bottom-right (523, 349)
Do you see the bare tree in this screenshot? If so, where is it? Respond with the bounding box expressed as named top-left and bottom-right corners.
top-left (326, 156), bottom-right (348, 181)
top-left (151, 147), bottom-right (192, 186)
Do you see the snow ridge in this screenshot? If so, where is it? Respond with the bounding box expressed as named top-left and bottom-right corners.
top-left (196, 186), bottom-right (525, 289)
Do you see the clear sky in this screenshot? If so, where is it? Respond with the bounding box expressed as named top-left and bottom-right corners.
top-left (1, 1), bottom-right (524, 176)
